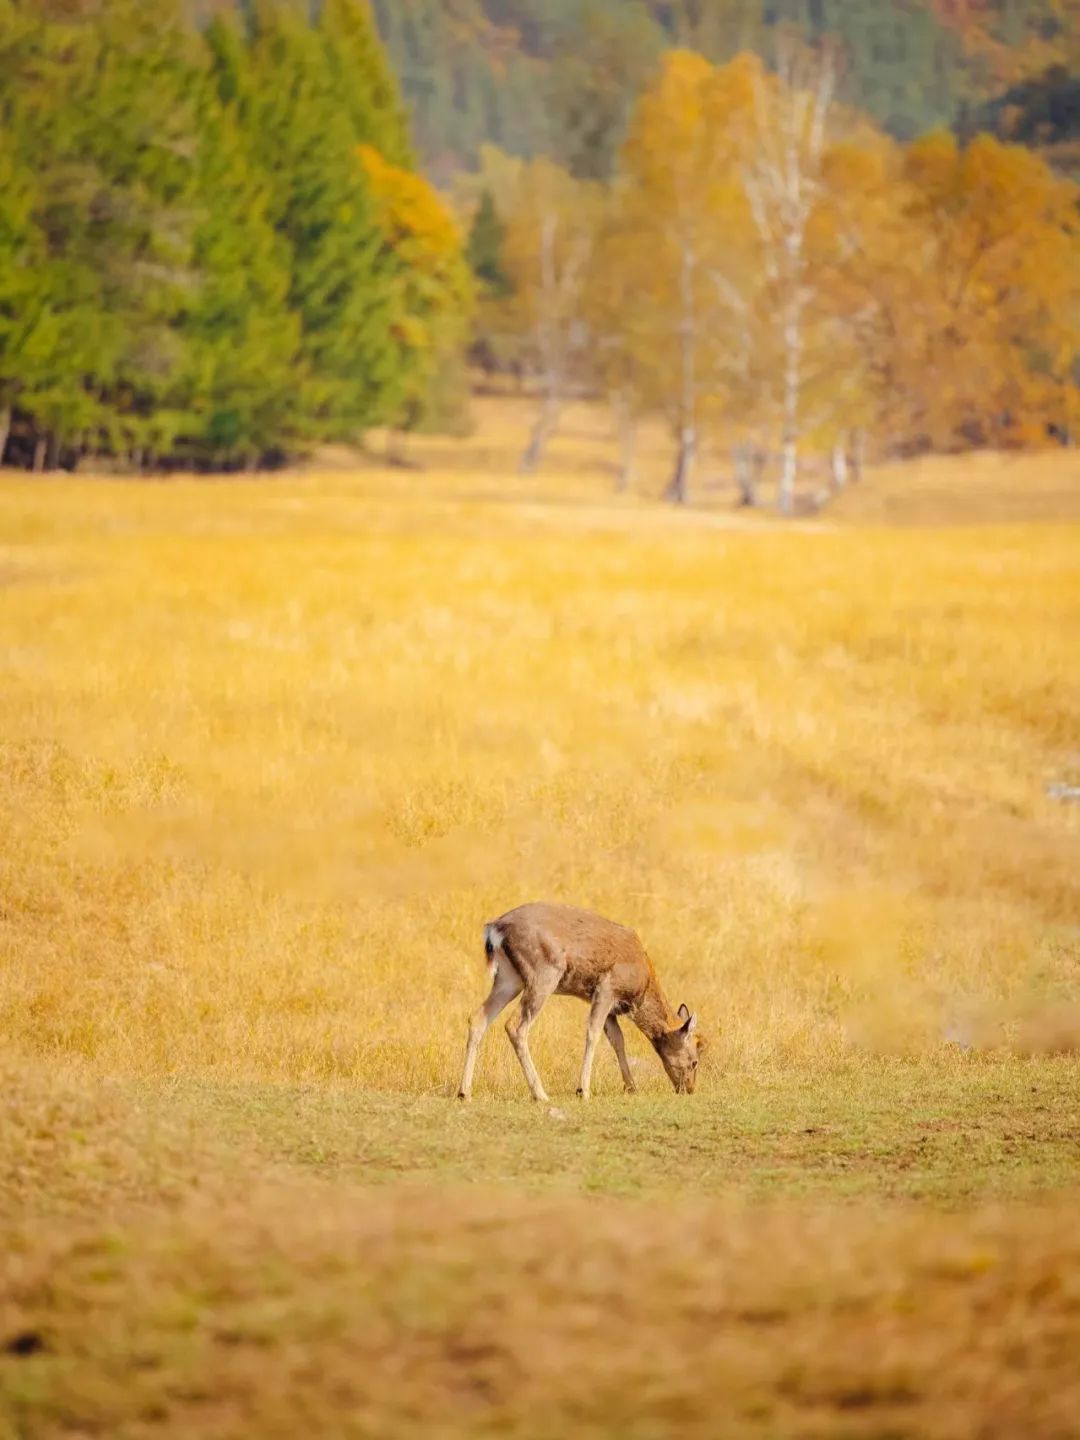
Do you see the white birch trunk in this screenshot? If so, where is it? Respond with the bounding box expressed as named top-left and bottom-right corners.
top-left (830, 442), bottom-right (849, 491)
top-left (748, 44), bottom-right (836, 517)
top-left (519, 197), bottom-right (595, 475)
top-left (667, 236), bottom-right (698, 505)
top-left (612, 391), bottom-right (636, 493)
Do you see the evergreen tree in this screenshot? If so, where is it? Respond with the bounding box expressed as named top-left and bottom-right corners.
top-left (466, 190), bottom-right (512, 298)
top-left (318, 0), bottom-right (414, 168)
top-left (186, 16), bottom-right (301, 465)
top-left (0, 0), bottom-right (468, 468)
top-left (0, 4), bottom-right (42, 463)
top-left (367, 0), bottom-right (980, 173)
top-left (2, 0), bottom-right (203, 467)
top-left (242, 0), bottom-right (399, 437)
top-left (545, 1), bottom-right (664, 179)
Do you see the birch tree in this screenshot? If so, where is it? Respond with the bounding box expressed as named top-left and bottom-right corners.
top-left (500, 159), bottom-right (600, 473)
top-left (617, 51), bottom-right (759, 504)
top-left (745, 41), bottom-right (837, 513)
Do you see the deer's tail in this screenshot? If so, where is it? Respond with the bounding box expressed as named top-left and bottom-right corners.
top-left (483, 922), bottom-right (505, 979)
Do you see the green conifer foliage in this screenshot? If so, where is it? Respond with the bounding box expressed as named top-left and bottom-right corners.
top-left (187, 18), bottom-right (301, 465)
top-left (318, 0), bottom-right (415, 169)
top-left (242, 0), bottom-right (398, 438)
top-left (466, 190), bottom-right (512, 298)
top-left (0, 0), bottom-right (469, 468)
top-left (368, 0), bottom-right (980, 174)
top-left (3, 0), bottom-right (203, 466)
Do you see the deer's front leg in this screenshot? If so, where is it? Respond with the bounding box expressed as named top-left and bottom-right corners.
top-left (577, 983), bottom-right (614, 1100)
top-left (604, 1013), bottom-right (636, 1094)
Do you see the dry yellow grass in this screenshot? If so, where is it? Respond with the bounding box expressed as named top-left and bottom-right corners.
top-left (1, 400), bottom-right (1079, 1436)
top-left (1, 400), bottom-right (1077, 1091)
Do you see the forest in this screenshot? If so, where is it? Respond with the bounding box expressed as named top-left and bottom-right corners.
top-left (0, 0), bottom-right (469, 472)
top-left (0, 0), bottom-right (1077, 494)
top-left (467, 44), bottom-right (1078, 507)
top-left (372, 0), bottom-right (1080, 176)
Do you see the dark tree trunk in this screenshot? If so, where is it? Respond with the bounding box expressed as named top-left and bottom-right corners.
top-left (732, 444), bottom-right (762, 508)
top-left (850, 428), bottom-right (866, 483)
top-left (665, 425), bottom-right (696, 506)
top-left (0, 407), bottom-right (10, 467)
top-left (777, 437), bottom-right (797, 515)
top-left (520, 394), bottom-right (560, 474)
top-left (32, 435), bottom-right (48, 473)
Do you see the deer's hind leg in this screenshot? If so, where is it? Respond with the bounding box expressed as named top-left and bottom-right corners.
top-left (458, 958), bottom-right (523, 1100)
top-left (505, 966), bottom-right (560, 1103)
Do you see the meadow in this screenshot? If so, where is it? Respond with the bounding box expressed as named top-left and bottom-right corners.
top-left (2, 402), bottom-right (1079, 1438)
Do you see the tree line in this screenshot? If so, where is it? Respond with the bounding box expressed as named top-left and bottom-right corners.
top-left (464, 45), bottom-right (1080, 509)
top-left (0, 0), bottom-right (470, 472)
top-left (2, 0), bottom-right (1075, 491)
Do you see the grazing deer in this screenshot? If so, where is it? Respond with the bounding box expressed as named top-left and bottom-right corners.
top-left (457, 902), bottom-right (704, 1101)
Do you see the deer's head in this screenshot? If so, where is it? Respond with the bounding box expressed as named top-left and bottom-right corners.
top-left (655, 1004), bottom-right (705, 1093)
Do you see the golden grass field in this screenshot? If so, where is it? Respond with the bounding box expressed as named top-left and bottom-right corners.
top-left (2, 399), bottom-right (1079, 1437)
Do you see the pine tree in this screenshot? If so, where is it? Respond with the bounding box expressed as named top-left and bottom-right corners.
top-left (318, 0), bottom-right (414, 168)
top-left (0, 137), bottom-right (39, 465)
top-left (545, 2), bottom-right (664, 179)
top-left (2, 0), bottom-right (203, 468)
top-left (466, 190), bottom-right (512, 298)
top-left (0, 2), bottom-right (42, 464)
top-left (2, 0), bottom-right (471, 467)
top-left (242, 0), bottom-right (399, 438)
top-left (186, 16), bottom-right (301, 466)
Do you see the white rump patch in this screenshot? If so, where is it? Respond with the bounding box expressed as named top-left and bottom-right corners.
top-left (484, 924), bottom-right (505, 975)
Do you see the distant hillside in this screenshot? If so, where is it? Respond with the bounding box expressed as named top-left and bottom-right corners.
top-left (184, 2), bottom-right (1078, 177)
top-left (370, 0), bottom-right (1078, 176)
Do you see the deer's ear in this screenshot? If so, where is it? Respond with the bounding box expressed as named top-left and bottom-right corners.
top-left (681, 1012), bottom-right (698, 1037)
top-left (677, 1003), bottom-right (691, 1023)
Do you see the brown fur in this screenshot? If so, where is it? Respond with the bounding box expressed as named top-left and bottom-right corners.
top-left (458, 902), bottom-right (704, 1101)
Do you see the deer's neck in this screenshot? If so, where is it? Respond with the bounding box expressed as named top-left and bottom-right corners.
top-left (629, 977), bottom-right (677, 1044)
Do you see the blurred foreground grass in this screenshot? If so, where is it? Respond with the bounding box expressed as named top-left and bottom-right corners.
top-left (1, 402), bottom-right (1078, 1436)
top-left (2, 1055), bottom-right (1079, 1438)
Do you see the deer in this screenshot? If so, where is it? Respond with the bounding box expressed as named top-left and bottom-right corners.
top-left (457, 902), bottom-right (704, 1102)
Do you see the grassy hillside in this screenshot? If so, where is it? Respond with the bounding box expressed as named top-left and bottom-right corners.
top-left (2, 402), bottom-right (1078, 1435)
